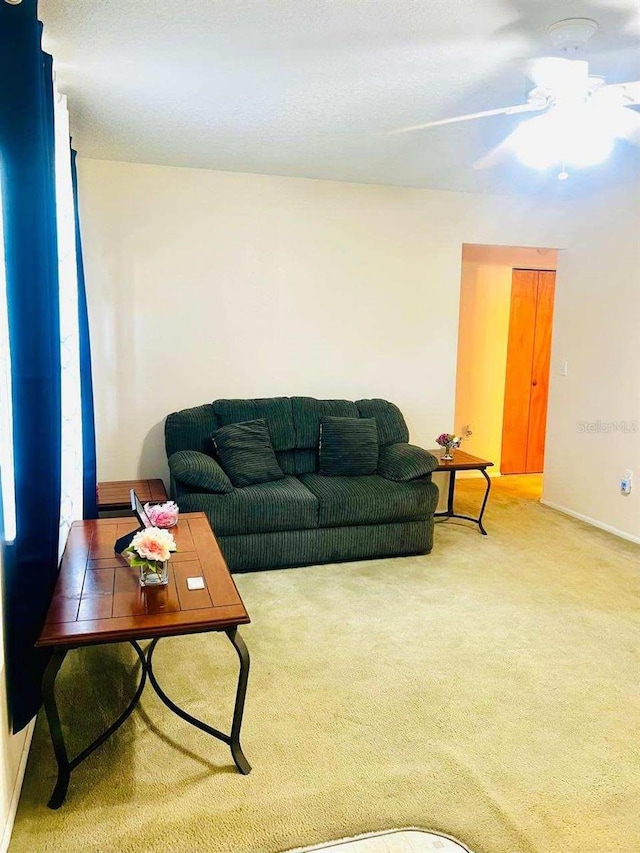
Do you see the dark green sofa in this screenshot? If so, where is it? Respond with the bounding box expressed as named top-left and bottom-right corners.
top-left (165, 397), bottom-right (439, 572)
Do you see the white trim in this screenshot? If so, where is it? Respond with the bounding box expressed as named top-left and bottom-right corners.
top-left (0, 719), bottom-right (35, 853)
top-left (540, 499), bottom-right (640, 545)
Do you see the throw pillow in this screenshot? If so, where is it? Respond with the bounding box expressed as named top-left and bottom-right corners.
top-left (168, 450), bottom-right (234, 493)
top-left (319, 416), bottom-right (379, 476)
top-left (212, 419), bottom-right (285, 487)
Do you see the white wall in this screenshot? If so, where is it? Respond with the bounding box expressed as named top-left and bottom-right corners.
top-left (543, 180), bottom-right (640, 542)
top-left (77, 159), bottom-right (578, 493)
top-left (455, 244), bottom-right (558, 473)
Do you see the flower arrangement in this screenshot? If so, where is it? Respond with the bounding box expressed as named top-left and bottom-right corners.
top-left (144, 500), bottom-right (179, 528)
top-left (436, 432), bottom-right (461, 461)
top-left (125, 527), bottom-right (177, 586)
top-left (436, 433), bottom-right (461, 449)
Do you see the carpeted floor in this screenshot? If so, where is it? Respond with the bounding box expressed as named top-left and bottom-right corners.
top-left (9, 477), bottom-right (640, 853)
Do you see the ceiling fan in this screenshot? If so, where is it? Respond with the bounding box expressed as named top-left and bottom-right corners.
top-left (391, 18), bottom-right (640, 180)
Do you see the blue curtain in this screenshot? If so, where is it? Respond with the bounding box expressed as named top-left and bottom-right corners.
top-left (0, 1), bottom-right (62, 732)
top-left (71, 150), bottom-right (98, 520)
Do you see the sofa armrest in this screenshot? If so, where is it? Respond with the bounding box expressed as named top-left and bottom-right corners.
top-left (378, 443), bottom-right (438, 481)
top-left (168, 450), bottom-right (234, 494)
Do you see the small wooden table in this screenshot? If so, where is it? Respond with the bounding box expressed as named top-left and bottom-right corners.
top-left (97, 478), bottom-right (168, 513)
top-left (432, 449), bottom-right (494, 535)
top-left (36, 513), bottom-right (251, 808)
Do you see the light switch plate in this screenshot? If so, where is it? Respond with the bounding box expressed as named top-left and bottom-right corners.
top-left (186, 576), bottom-right (206, 590)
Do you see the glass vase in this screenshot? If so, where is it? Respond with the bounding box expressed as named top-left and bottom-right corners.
top-left (139, 560), bottom-right (169, 587)
top-left (441, 444), bottom-right (455, 461)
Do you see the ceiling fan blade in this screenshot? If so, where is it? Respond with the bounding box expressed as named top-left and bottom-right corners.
top-left (596, 80), bottom-right (640, 107)
top-left (388, 102), bottom-right (545, 135)
top-left (587, 84), bottom-right (640, 146)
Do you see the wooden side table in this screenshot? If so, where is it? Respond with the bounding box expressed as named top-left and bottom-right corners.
top-left (432, 449), bottom-right (494, 535)
top-left (97, 479), bottom-right (168, 514)
top-left (36, 513), bottom-right (251, 808)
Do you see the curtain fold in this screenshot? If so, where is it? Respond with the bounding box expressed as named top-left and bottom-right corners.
top-left (71, 150), bottom-right (98, 520)
top-left (0, 2), bottom-right (62, 731)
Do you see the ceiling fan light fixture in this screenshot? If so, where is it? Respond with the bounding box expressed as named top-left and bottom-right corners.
top-left (510, 113), bottom-right (560, 169)
top-left (511, 104), bottom-right (616, 170)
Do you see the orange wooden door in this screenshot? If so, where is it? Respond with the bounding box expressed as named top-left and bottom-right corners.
top-left (501, 269), bottom-right (556, 474)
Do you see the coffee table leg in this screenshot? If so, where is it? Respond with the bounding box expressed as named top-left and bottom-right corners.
top-left (42, 649), bottom-right (70, 809)
top-left (226, 628), bottom-right (251, 775)
top-left (146, 634), bottom-right (251, 775)
top-left (478, 468), bottom-right (492, 536)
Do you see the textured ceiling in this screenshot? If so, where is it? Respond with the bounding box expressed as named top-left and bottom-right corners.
top-left (39, 0), bottom-right (640, 196)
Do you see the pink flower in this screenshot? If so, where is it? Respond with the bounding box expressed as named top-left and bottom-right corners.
top-left (144, 501), bottom-right (179, 528)
top-left (129, 527), bottom-right (177, 563)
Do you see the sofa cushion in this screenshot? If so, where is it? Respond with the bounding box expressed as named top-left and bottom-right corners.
top-left (299, 473), bottom-right (437, 527)
top-left (293, 448), bottom-right (318, 475)
top-left (275, 449), bottom-right (297, 475)
top-left (212, 419), bottom-right (285, 487)
top-left (356, 399), bottom-right (409, 445)
top-left (177, 476), bottom-right (318, 536)
top-left (168, 450), bottom-right (233, 493)
top-left (212, 397), bottom-right (295, 451)
top-left (318, 416), bottom-right (379, 476)
top-left (165, 404), bottom-right (219, 456)
top-left (292, 397), bottom-right (359, 449)
top-left (378, 443), bottom-right (438, 481)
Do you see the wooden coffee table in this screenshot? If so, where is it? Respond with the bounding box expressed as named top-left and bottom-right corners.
top-left (432, 449), bottom-right (494, 535)
top-left (36, 512), bottom-right (251, 808)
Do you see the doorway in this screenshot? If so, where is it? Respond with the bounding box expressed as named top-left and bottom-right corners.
top-left (454, 244), bottom-right (558, 483)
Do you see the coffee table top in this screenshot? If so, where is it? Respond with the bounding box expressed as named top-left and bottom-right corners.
top-left (431, 449), bottom-right (494, 471)
top-left (37, 513), bottom-right (249, 649)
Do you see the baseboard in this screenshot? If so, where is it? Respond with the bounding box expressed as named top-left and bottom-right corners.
top-left (0, 719), bottom-right (35, 853)
top-left (540, 499), bottom-right (640, 545)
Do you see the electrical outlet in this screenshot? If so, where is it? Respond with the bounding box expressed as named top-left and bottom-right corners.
top-left (620, 470), bottom-right (633, 495)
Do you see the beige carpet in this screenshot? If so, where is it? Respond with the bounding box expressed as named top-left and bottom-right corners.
top-left (10, 477), bottom-right (640, 853)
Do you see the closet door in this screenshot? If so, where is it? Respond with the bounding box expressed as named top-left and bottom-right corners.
top-left (501, 269), bottom-right (556, 475)
top-left (526, 271), bottom-right (555, 472)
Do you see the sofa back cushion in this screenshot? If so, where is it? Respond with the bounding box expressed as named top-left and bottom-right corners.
top-left (165, 397), bottom-right (409, 476)
top-left (165, 404), bottom-right (219, 457)
top-left (356, 399), bottom-right (409, 445)
top-left (212, 398), bottom-right (295, 451)
top-left (292, 397), bottom-right (359, 449)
